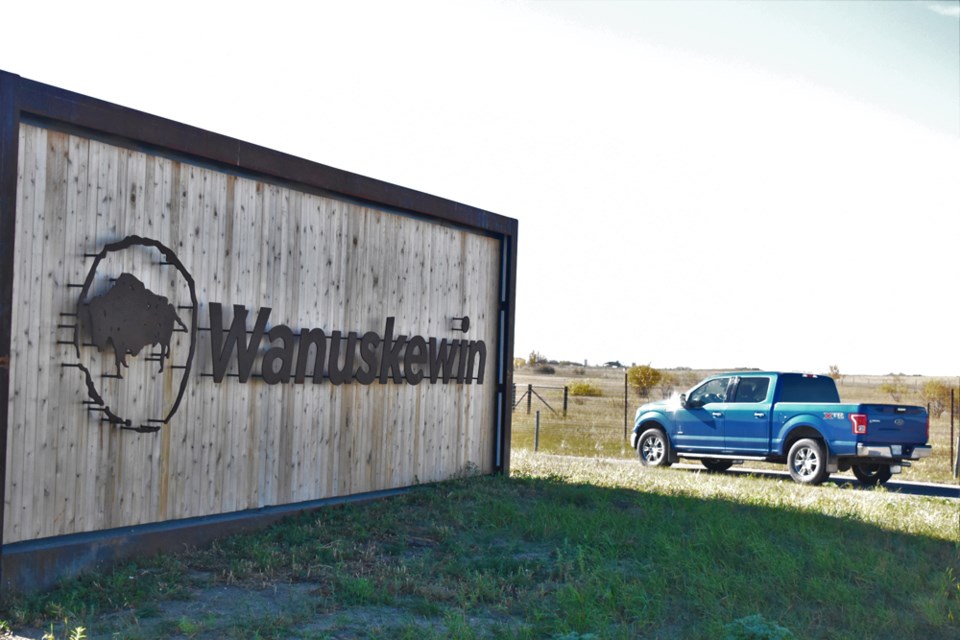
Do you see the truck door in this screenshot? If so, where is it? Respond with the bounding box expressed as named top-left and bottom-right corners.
top-left (674, 376), bottom-right (731, 452)
top-left (723, 376), bottom-right (773, 453)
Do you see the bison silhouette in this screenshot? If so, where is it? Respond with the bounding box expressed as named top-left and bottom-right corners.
top-left (82, 273), bottom-right (186, 375)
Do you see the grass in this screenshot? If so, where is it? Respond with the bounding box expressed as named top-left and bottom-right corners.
top-left (2, 450), bottom-right (957, 639)
top-left (513, 367), bottom-right (960, 484)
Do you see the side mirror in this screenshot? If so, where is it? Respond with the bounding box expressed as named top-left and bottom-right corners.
top-left (679, 393), bottom-right (688, 408)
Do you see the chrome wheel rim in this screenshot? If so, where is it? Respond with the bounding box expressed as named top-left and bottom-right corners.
top-left (641, 435), bottom-right (664, 464)
top-left (793, 447), bottom-right (819, 479)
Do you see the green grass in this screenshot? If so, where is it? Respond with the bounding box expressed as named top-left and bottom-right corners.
top-left (3, 451), bottom-right (957, 639)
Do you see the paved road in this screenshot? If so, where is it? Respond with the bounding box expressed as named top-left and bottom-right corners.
top-left (675, 464), bottom-right (960, 499)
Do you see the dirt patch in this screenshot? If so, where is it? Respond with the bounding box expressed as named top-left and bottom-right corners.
top-left (128, 586), bottom-right (442, 639)
top-left (8, 576), bottom-right (508, 639)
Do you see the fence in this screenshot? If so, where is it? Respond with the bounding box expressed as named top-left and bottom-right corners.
top-left (511, 376), bottom-right (646, 459)
top-left (513, 377), bottom-right (632, 438)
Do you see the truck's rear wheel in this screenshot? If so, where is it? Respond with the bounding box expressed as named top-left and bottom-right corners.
top-left (701, 459), bottom-right (733, 472)
top-left (637, 428), bottom-right (672, 467)
top-left (787, 438), bottom-right (829, 485)
top-left (852, 463), bottom-right (893, 486)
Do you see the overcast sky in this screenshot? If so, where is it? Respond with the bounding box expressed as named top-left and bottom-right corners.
top-left (2, 0), bottom-right (958, 375)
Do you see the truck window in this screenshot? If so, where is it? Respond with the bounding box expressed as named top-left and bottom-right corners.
top-left (777, 375), bottom-right (840, 403)
top-left (733, 378), bottom-right (770, 403)
top-left (689, 377), bottom-right (731, 405)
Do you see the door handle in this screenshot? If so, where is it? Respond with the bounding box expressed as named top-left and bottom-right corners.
top-left (754, 412), bottom-right (766, 418)
top-left (712, 412), bottom-right (723, 418)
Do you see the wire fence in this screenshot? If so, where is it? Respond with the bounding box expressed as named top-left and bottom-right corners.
top-left (511, 378), bottom-right (640, 459)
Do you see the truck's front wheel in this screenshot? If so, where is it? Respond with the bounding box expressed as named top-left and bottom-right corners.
top-left (852, 463), bottom-right (893, 487)
top-left (787, 438), bottom-right (829, 485)
top-left (637, 428), bottom-right (672, 467)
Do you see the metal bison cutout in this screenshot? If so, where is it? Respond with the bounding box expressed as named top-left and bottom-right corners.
top-left (71, 235), bottom-right (198, 431)
top-left (82, 273), bottom-right (186, 375)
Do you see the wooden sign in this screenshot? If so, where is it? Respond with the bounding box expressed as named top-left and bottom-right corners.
top-left (0, 71), bottom-right (517, 591)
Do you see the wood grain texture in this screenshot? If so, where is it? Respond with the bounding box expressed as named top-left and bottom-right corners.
top-left (5, 124), bottom-right (501, 543)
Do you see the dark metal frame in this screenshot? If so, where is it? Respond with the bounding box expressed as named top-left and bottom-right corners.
top-left (0, 70), bottom-right (517, 592)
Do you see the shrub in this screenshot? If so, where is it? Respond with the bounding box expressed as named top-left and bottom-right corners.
top-left (627, 364), bottom-right (662, 398)
top-left (879, 376), bottom-right (907, 402)
top-left (568, 382), bottom-right (602, 397)
top-left (920, 379), bottom-right (952, 418)
top-left (658, 372), bottom-right (677, 398)
top-left (536, 365), bottom-right (556, 375)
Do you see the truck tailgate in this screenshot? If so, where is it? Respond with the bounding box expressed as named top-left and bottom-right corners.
top-left (860, 404), bottom-right (927, 445)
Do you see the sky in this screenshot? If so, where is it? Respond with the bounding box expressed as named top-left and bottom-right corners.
top-left (1, 0), bottom-right (958, 375)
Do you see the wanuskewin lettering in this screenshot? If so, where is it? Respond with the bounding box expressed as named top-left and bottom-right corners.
top-left (208, 303), bottom-right (485, 385)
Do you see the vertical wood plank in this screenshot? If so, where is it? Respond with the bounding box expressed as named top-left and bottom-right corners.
top-left (218, 174), bottom-right (238, 514)
top-left (41, 131), bottom-right (69, 534)
top-left (8, 125), bottom-right (37, 541)
top-left (62, 133), bottom-right (88, 533)
top-left (5, 123), bottom-right (22, 541)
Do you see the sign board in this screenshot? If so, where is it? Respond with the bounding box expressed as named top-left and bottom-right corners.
top-left (0, 71), bottom-right (517, 591)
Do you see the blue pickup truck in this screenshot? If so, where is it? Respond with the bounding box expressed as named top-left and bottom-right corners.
top-left (631, 372), bottom-right (931, 485)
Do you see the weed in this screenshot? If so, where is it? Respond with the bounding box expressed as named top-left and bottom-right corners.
top-left (335, 575), bottom-right (387, 606)
top-left (723, 614), bottom-right (795, 640)
top-left (176, 615), bottom-right (203, 636)
top-left (37, 621), bottom-right (87, 640)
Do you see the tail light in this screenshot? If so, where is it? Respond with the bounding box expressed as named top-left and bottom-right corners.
top-left (850, 413), bottom-right (868, 435)
top-left (926, 414), bottom-right (930, 442)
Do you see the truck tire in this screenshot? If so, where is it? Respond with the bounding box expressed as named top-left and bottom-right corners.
top-left (702, 459), bottom-right (733, 472)
top-left (787, 438), bottom-right (829, 485)
top-left (852, 463), bottom-right (893, 487)
top-left (637, 428), bottom-right (672, 467)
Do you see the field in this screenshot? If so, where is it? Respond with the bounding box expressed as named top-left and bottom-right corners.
top-left (512, 366), bottom-right (960, 485)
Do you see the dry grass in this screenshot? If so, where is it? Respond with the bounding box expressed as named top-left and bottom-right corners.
top-left (512, 367), bottom-right (960, 485)
top-left (512, 450), bottom-right (959, 542)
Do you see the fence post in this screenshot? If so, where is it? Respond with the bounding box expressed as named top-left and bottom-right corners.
top-left (527, 384), bottom-right (533, 415)
top-left (624, 373), bottom-right (628, 440)
top-left (535, 410), bottom-right (540, 452)
top-left (563, 386), bottom-right (568, 417)
top-left (951, 389), bottom-right (955, 477)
